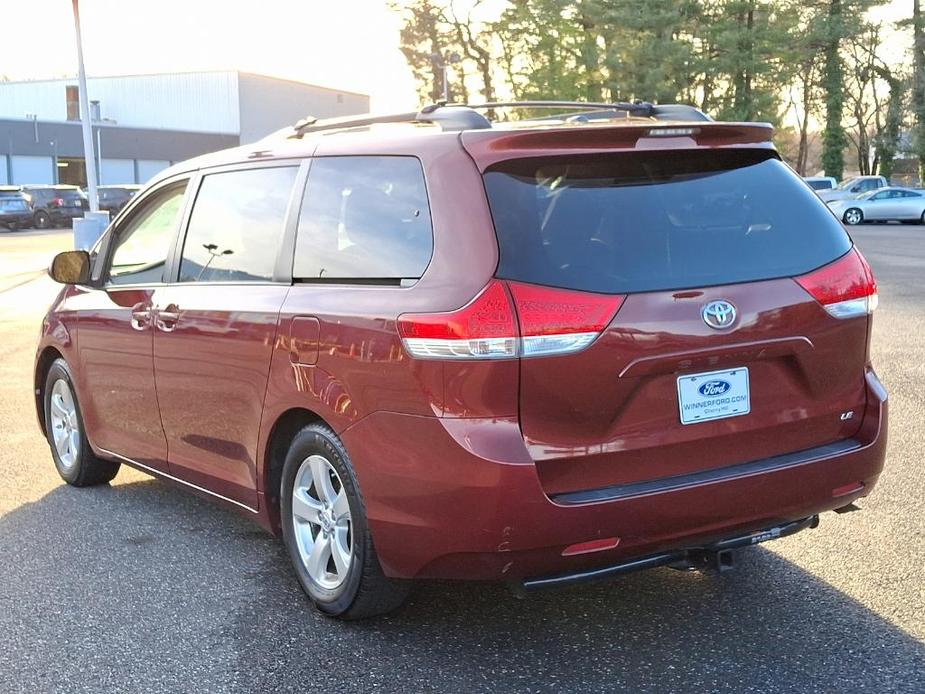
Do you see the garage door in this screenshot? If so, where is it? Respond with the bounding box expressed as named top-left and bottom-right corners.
top-left (12, 156), bottom-right (53, 184)
top-left (100, 158), bottom-right (135, 184)
top-left (136, 160), bottom-right (171, 184)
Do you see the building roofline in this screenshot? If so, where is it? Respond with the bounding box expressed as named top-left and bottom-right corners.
top-left (0, 69), bottom-right (369, 99)
top-left (236, 71), bottom-right (369, 98)
top-left (0, 115), bottom-right (237, 138)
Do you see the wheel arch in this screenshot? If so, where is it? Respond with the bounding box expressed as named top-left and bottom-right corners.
top-left (262, 407), bottom-right (329, 534)
top-left (34, 346), bottom-right (65, 435)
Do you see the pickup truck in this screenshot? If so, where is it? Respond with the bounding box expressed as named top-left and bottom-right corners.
top-left (817, 175), bottom-right (888, 203)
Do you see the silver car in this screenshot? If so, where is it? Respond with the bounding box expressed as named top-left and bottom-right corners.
top-left (827, 187), bottom-right (925, 225)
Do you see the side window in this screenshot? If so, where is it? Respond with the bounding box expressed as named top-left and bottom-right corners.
top-left (178, 166), bottom-right (297, 283)
top-left (107, 181), bottom-right (187, 285)
top-left (871, 191), bottom-right (889, 201)
top-left (294, 156), bottom-right (433, 281)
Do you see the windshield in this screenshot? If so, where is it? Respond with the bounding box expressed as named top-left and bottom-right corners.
top-left (836, 178), bottom-right (860, 191)
top-left (483, 149), bottom-right (852, 294)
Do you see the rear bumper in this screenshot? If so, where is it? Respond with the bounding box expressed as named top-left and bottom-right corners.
top-left (50, 209), bottom-right (84, 221)
top-left (0, 212), bottom-right (31, 226)
top-left (342, 369), bottom-right (887, 580)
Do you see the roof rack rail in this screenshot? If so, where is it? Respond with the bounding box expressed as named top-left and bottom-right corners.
top-left (460, 100), bottom-right (657, 117)
top-left (289, 100), bottom-right (710, 137)
top-left (649, 104), bottom-right (712, 122)
top-left (431, 101), bottom-right (711, 122)
top-left (291, 105), bottom-right (490, 138)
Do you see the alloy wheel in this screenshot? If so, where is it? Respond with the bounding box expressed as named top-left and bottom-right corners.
top-left (844, 209), bottom-right (863, 225)
top-left (49, 378), bottom-right (80, 471)
top-left (291, 454), bottom-right (353, 589)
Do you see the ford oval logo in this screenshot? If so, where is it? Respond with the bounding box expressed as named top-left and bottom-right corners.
top-left (699, 380), bottom-right (731, 397)
top-left (702, 300), bottom-right (737, 329)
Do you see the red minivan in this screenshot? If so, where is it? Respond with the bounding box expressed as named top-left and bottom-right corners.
top-left (36, 102), bottom-right (887, 619)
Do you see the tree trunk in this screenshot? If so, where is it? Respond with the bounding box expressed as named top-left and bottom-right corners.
top-left (914, 0), bottom-right (925, 181)
top-left (822, 0), bottom-right (846, 180)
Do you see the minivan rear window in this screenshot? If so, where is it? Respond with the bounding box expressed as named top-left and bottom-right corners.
top-left (483, 150), bottom-right (852, 294)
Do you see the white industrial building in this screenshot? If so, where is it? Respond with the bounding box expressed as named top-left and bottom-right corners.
top-left (0, 71), bottom-right (369, 186)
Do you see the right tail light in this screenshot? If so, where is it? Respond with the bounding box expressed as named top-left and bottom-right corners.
top-left (795, 247), bottom-right (878, 319)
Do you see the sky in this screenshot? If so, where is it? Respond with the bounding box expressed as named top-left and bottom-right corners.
top-left (0, 0), bottom-right (422, 112)
top-left (0, 0), bottom-right (913, 115)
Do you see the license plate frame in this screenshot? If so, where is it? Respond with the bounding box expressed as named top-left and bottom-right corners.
top-left (677, 367), bottom-right (750, 425)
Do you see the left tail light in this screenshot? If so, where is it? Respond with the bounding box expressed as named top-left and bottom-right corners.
top-left (397, 280), bottom-right (624, 360)
top-left (795, 247), bottom-right (878, 319)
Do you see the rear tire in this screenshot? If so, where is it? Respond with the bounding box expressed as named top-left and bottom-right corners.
top-left (280, 423), bottom-right (411, 619)
top-left (43, 358), bottom-right (120, 486)
top-left (843, 208), bottom-right (863, 225)
top-left (33, 210), bottom-right (50, 229)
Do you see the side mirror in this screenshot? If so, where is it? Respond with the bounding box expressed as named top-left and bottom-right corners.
top-left (49, 250), bottom-right (91, 285)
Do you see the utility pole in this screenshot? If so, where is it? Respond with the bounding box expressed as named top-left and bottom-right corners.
top-left (71, 0), bottom-right (99, 212)
top-left (429, 52), bottom-right (461, 103)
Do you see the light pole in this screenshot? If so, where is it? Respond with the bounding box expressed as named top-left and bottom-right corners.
top-left (197, 244), bottom-right (234, 281)
top-left (429, 52), bottom-right (461, 103)
top-left (71, 0), bottom-right (99, 212)
top-left (96, 126), bottom-right (102, 184)
top-left (50, 140), bottom-right (58, 184)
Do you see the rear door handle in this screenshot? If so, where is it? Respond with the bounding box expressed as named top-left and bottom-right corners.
top-left (156, 304), bottom-right (180, 332)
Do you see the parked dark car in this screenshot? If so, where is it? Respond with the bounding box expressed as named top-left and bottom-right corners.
top-left (24, 185), bottom-right (88, 228)
top-left (0, 185), bottom-right (33, 230)
top-left (36, 102), bottom-right (887, 620)
top-left (95, 184), bottom-right (142, 217)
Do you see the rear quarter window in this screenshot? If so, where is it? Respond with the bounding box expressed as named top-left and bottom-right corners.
top-left (294, 156), bottom-right (433, 281)
top-left (484, 149), bottom-right (852, 294)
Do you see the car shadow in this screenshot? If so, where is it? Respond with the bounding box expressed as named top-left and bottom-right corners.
top-left (0, 477), bottom-right (922, 694)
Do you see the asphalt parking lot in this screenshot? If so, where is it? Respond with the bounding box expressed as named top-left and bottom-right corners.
top-left (0, 225), bottom-right (923, 693)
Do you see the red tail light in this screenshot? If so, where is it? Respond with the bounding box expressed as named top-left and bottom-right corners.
top-left (398, 280), bottom-right (623, 360)
top-left (397, 281), bottom-right (518, 359)
top-left (795, 248), bottom-right (878, 319)
top-left (508, 282), bottom-right (624, 356)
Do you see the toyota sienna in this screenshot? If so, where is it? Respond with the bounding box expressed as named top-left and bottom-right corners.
top-left (36, 102), bottom-right (887, 619)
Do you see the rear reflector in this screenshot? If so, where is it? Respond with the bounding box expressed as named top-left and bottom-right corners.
top-left (832, 482), bottom-right (865, 498)
top-left (795, 248), bottom-right (877, 319)
top-left (398, 280), bottom-right (624, 360)
top-left (561, 537), bottom-right (621, 557)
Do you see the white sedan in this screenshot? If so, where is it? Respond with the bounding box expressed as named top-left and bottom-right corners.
top-left (827, 187), bottom-right (925, 225)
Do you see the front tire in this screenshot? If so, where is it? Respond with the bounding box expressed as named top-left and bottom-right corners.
top-left (843, 208), bottom-right (863, 225)
top-left (43, 359), bottom-right (120, 486)
top-left (280, 423), bottom-right (410, 619)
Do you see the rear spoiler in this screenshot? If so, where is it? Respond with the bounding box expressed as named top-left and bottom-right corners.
top-left (461, 122), bottom-right (775, 170)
